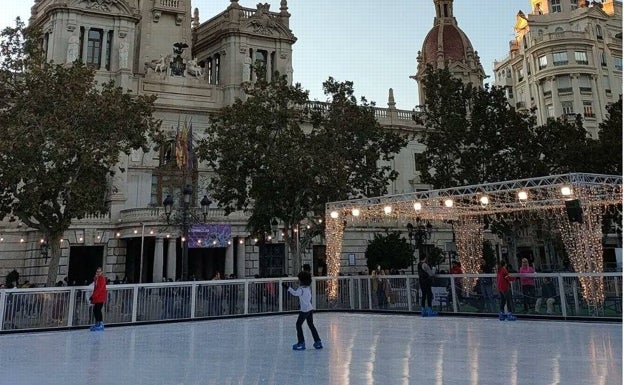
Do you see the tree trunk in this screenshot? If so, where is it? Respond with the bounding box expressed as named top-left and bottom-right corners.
top-left (45, 235), bottom-right (63, 287)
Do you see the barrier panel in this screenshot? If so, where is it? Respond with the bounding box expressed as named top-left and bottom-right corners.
top-left (1, 273), bottom-right (620, 332)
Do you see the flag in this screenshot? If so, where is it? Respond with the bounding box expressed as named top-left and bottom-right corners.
top-left (175, 116), bottom-right (184, 169)
top-left (187, 119), bottom-right (194, 170)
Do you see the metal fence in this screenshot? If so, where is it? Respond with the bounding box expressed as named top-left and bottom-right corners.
top-left (1, 273), bottom-right (620, 332)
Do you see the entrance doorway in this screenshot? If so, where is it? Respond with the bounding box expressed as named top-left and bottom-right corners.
top-left (188, 248), bottom-right (226, 280)
top-left (259, 243), bottom-right (285, 277)
top-left (68, 246), bottom-right (104, 285)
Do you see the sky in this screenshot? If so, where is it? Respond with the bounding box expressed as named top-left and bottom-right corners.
top-left (0, 1), bottom-right (528, 110)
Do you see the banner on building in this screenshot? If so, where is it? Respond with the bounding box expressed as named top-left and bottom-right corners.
top-left (188, 224), bottom-right (231, 248)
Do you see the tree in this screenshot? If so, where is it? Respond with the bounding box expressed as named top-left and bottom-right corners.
top-left (417, 66), bottom-right (539, 188)
top-left (196, 73), bottom-right (407, 274)
top-left (0, 20), bottom-right (163, 286)
top-left (365, 232), bottom-right (414, 271)
top-left (593, 96), bottom-right (622, 175)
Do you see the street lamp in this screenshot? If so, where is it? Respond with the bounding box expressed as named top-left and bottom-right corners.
top-left (200, 195), bottom-right (212, 222)
top-left (406, 218), bottom-right (433, 274)
top-left (163, 195), bottom-right (174, 223)
top-left (271, 218), bottom-right (279, 238)
top-left (182, 184), bottom-right (193, 281)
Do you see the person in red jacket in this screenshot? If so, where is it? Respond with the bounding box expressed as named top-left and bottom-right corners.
top-left (496, 261), bottom-right (516, 321)
top-left (90, 267), bottom-right (107, 331)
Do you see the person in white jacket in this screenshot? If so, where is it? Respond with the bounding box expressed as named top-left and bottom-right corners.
top-left (282, 270), bottom-right (323, 350)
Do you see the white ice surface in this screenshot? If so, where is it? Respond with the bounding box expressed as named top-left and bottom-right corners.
top-left (1, 313), bottom-right (621, 385)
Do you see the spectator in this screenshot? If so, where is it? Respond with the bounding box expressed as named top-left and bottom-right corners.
top-left (478, 259), bottom-right (495, 313)
top-left (519, 258), bottom-right (536, 313)
top-left (535, 277), bottom-right (557, 315)
top-left (496, 261), bottom-right (516, 321)
top-left (450, 261), bottom-right (463, 299)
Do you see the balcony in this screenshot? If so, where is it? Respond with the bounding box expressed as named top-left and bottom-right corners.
top-left (515, 101), bottom-right (527, 110)
top-left (558, 87), bottom-right (573, 95)
top-left (152, 0), bottom-right (185, 24)
top-left (579, 87), bottom-right (592, 94)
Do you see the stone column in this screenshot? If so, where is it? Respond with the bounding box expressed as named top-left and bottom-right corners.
top-left (550, 76), bottom-right (561, 117)
top-left (236, 238), bottom-right (246, 278)
top-left (152, 237), bottom-right (164, 283)
top-left (535, 80), bottom-right (546, 126)
top-left (592, 74), bottom-right (604, 122)
top-left (225, 242), bottom-right (234, 277)
top-left (166, 237), bottom-right (177, 280)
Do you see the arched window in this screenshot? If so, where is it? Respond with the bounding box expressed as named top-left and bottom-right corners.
top-left (214, 54), bottom-right (220, 85)
top-left (555, 26), bottom-right (564, 33)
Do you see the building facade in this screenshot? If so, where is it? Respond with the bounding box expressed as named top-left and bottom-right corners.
top-left (493, 0), bottom-right (622, 138)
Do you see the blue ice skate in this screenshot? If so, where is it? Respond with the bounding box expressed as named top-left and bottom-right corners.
top-left (292, 342), bottom-right (306, 351)
top-left (313, 341), bottom-right (323, 350)
top-left (426, 307), bottom-right (438, 317)
top-left (90, 322), bottom-right (104, 331)
top-left (506, 313), bottom-right (517, 321)
top-left (498, 312), bottom-right (506, 321)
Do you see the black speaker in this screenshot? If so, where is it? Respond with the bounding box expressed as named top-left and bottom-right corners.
top-left (565, 199), bottom-right (583, 223)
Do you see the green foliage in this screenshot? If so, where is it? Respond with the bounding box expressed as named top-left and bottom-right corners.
top-left (0, 19), bottom-right (163, 286)
top-left (365, 232), bottom-right (414, 271)
top-left (196, 72), bottom-right (406, 272)
top-left (427, 246), bottom-right (445, 269)
top-left (418, 66), bottom-right (539, 188)
top-left (594, 96), bottom-right (622, 175)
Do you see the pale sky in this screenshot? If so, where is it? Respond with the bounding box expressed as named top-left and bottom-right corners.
top-left (0, 1), bottom-right (527, 110)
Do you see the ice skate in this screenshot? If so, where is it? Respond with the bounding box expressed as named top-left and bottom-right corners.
top-left (313, 341), bottom-right (323, 349)
top-left (292, 342), bottom-right (306, 351)
top-left (426, 307), bottom-right (438, 316)
top-left (498, 311), bottom-right (506, 321)
top-left (421, 307), bottom-right (429, 317)
top-left (506, 313), bottom-right (517, 321)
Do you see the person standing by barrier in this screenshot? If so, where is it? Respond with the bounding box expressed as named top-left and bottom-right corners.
top-left (535, 277), bottom-right (557, 315)
top-left (89, 267), bottom-right (107, 331)
top-left (496, 261), bottom-right (516, 321)
top-left (282, 270), bottom-right (323, 351)
top-left (519, 258), bottom-right (536, 313)
top-left (418, 254), bottom-right (437, 317)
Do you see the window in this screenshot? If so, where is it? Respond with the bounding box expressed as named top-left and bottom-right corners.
top-left (570, 0), bottom-right (578, 10)
top-left (105, 31), bottom-right (113, 70)
top-left (270, 51), bottom-right (276, 81)
top-left (557, 76), bottom-right (572, 93)
top-left (600, 50), bottom-right (607, 67)
top-left (596, 25), bottom-right (603, 40)
top-left (562, 101), bottom-right (574, 115)
top-left (553, 52), bottom-right (568, 66)
top-left (79, 27), bottom-right (85, 62)
top-left (214, 54), bottom-right (220, 85)
top-left (603, 75), bottom-right (611, 94)
top-left (206, 58), bottom-right (213, 83)
top-left (506, 86), bottom-right (514, 99)
top-left (583, 101), bottom-right (594, 118)
top-left (547, 105), bottom-right (555, 118)
top-left (506, 69), bottom-right (511, 78)
top-left (551, 0), bottom-right (562, 13)
top-left (615, 57), bottom-right (622, 71)
top-left (574, 51), bottom-right (588, 65)
top-left (86, 29), bottom-right (103, 68)
top-left (517, 67), bottom-right (525, 81)
top-left (538, 55), bottom-right (548, 69)
top-left (579, 75), bottom-right (592, 93)
top-left (254, 50), bottom-right (268, 80)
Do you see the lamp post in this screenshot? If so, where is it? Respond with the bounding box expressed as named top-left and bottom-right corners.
top-left (182, 184), bottom-right (193, 281)
top-left (163, 195), bottom-right (174, 223)
top-left (406, 218), bottom-right (432, 274)
top-left (200, 195), bottom-right (212, 222)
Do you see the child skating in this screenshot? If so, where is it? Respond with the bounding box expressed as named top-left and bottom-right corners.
top-left (282, 270), bottom-right (323, 350)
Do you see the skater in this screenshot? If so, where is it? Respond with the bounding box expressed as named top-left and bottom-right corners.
top-left (89, 267), bottom-right (107, 331)
top-left (418, 254), bottom-right (438, 317)
top-left (496, 261), bottom-right (516, 321)
top-left (282, 270), bottom-right (323, 351)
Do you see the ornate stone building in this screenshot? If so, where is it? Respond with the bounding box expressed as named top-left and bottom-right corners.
top-left (1, 0), bottom-right (496, 285)
top-left (493, 0), bottom-right (622, 138)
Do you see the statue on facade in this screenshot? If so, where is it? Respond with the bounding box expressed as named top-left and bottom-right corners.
top-left (66, 35), bottom-right (79, 63)
top-left (186, 58), bottom-right (204, 78)
top-left (144, 54), bottom-right (171, 74)
top-left (170, 42), bottom-right (189, 77)
top-left (118, 40), bottom-right (129, 69)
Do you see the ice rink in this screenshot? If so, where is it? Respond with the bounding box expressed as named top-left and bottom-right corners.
top-left (2, 313), bottom-right (621, 385)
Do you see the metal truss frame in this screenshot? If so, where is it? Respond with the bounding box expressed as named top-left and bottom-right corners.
top-left (326, 173), bottom-right (623, 219)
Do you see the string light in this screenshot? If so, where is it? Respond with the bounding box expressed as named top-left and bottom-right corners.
top-left (323, 174), bottom-right (621, 303)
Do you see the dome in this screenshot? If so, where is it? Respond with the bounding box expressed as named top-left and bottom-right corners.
top-left (421, 23), bottom-right (472, 65)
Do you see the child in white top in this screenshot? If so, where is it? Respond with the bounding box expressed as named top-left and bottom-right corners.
top-left (283, 270), bottom-right (323, 350)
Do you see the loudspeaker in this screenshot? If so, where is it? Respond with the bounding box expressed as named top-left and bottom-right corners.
top-left (565, 199), bottom-right (583, 223)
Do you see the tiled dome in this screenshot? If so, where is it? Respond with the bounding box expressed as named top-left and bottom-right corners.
top-left (422, 23), bottom-right (473, 65)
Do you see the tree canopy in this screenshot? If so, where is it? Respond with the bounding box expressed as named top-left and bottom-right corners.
top-left (196, 73), bottom-right (407, 273)
top-left (0, 19), bottom-right (163, 286)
